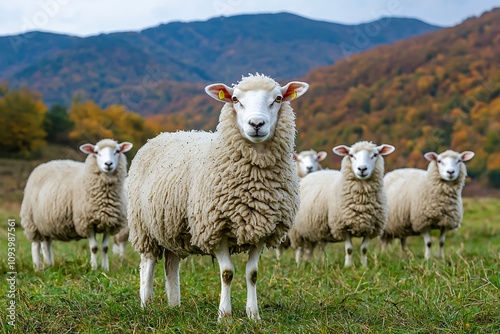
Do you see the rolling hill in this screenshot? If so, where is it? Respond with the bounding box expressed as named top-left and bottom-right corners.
top-left (151, 8), bottom-right (500, 186)
top-left (0, 12), bottom-right (439, 109)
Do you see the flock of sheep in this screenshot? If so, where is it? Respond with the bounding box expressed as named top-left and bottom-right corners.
top-left (20, 74), bottom-right (475, 320)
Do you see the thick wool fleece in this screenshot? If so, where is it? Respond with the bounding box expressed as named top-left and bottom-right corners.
top-left (381, 151), bottom-right (467, 241)
top-left (128, 89), bottom-right (299, 259)
top-left (21, 140), bottom-right (128, 242)
top-left (290, 142), bottom-right (387, 249)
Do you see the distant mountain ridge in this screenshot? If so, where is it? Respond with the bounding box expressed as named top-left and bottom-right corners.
top-left (0, 12), bottom-right (440, 110)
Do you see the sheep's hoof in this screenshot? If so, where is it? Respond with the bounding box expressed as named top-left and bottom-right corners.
top-left (217, 311), bottom-right (232, 322)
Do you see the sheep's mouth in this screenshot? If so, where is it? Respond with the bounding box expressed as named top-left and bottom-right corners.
top-left (356, 172), bottom-right (370, 179)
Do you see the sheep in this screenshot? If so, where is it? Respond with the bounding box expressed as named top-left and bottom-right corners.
top-left (20, 139), bottom-right (132, 270)
top-left (275, 149), bottom-right (328, 259)
top-left (112, 226), bottom-right (129, 258)
top-left (112, 177), bottom-right (129, 258)
top-left (289, 141), bottom-right (395, 267)
top-left (293, 149), bottom-right (327, 180)
top-left (380, 150), bottom-right (475, 259)
top-left (127, 73), bottom-right (309, 320)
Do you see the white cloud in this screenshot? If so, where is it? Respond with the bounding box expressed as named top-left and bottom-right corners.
top-left (0, 0), bottom-right (499, 36)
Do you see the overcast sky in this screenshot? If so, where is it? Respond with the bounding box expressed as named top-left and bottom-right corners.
top-left (1, 0), bottom-right (499, 37)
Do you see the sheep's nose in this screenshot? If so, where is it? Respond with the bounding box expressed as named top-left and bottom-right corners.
top-left (249, 119), bottom-right (265, 130)
top-left (358, 165), bottom-right (368, 173)
top-left (306, 166), bottom-right (313, 172)
top-left (105, 161), bottom-right (113, 167)
top-left (447, 170), bottom-right (455, 175)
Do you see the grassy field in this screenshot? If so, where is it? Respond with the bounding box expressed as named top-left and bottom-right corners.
top-left (0, 198), bottom-right (499, 333)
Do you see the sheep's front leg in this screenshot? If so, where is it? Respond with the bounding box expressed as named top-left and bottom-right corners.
top-left (246, 241), bottom-right (264, 320)
top-left (422, 228), bottom-right (432, 260)
top-left (215, 236), bottom-right (234, 320)
top-left (438, 228), bottom-right (446, 259)
top-left (360, 237), bottom-right (370, 268)
top-left (164, 249), bottom-right (181, 307)
top-left (31, 241), bottom-right (42, 270)
top-left (344, 234), bottom-right (353, 268)
top-left (101, 232), bottom-right (110, 270)
top-left (140, 253), bottom-right (157, 307)
top-left (88, 230), bottom-right (99, 270)
top-left (41, 238), bottom-right (54, 266)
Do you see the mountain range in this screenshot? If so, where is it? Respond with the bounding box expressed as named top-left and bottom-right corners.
top-left (0, 12), bottom-right (440, 110)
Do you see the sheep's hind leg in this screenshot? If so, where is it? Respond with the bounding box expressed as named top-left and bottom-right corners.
top-left (360, 237), bottom-right (369, 268)
top-left (246, 241), bottom-right (264, 320)
top-left (88, 229), bottom-right (99, 270)
top-left (140, 253), bottom-right (157, 308)
top-left (32, 241), bottom-right (42, 270)
top-left (438, 228), bottom-right (446, 259)
top-left (101, 232), bottom-right (110, 270)
top-left (215, 236), bottom-right (234, 321)
top-left (344, 234), bottom-right (353, 268)
top-left (295, 247), bottom-right (302, 265)
top-left (164, 249), bottom-right (181, 307)
top-left (41, 238), bottom-right (54, 266)
top-left (422, 228), bottom-right (432, 260)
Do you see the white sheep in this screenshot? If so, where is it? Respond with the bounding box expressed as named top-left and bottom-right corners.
top-left (380, 150), bottom-right (475, 259)
top-left (112, 177), bottom-right (129, 258)
top-left (275, 149), bottom-right (328, 260)
top-left (289, 141), bottom-right (395, 267)
top-left (20, 139), bottom-right (132, 270)
top-left (127, 74), bottom-right (309, 320)
top-left (293, 149), bottom-right (327, 179)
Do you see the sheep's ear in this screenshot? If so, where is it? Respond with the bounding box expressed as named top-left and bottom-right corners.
top-left (79, 144), bottom-right (95, 155)
top-left (460, 151), bottom-right (475, 162)
top-left (292, 152), bottom-right (299, 161)
top-left (281, 81), bottom-right (309, 101)
top-left (317, 151), bottom-right (327, 161)
top-left (119, 142), bottom-right (133, 153)
top-left (205, 83), bottom-right (233, 103)
top-left (424, 152), bottom-right (439, 161)
top-left (333, 145), bottom-right (350, 156)
top-left (377, 145), bottom-right (395, 156)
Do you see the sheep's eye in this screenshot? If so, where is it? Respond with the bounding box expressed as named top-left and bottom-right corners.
top-left (115, 150), bottom-right (120, 154)
top-left (275, 96), bottom-right (283, 103)
top-left (437, 160), bottom-right (442, 164)
top-left (232, 96), bottom-right (239, 103)
top-left (349, 154), bottom-right (354, 158)
top-left (373, 153), bottom-right (378, 158)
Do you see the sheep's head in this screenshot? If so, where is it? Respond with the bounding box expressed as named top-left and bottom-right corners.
top-left (424, 150), bottom-right (474, 181)
top-left (205, 74), bottom-right (309, 143)
top-left (293, 150), bottom-right (327, 176)
top-left (80, 139), bottom-right (133, 174)
top-left (334, 142), bottom-right (395, 180)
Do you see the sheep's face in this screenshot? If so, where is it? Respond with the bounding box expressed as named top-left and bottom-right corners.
top-left (205, 77), bottom-right (309, 143)
top-left (424, 150), bottom-right (475, 181)
top-left (80, 141), bottom-right (133, 174)
top-left (293, 150), bottom-right (327, 176)
top-left (334, 143), bottom-right (395, 180)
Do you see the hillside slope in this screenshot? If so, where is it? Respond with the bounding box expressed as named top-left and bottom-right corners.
top-left (0, 12), bottom-right (439, 109)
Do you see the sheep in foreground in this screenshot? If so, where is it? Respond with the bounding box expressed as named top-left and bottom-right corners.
top-left (128, 74), bottom-right (309, 320)
top-left (275, 149), bottom-right (328, 259)
top-left (380, 150), bottom-right (475, 259)
top-left (20, 139), bottom-right (132, 270)
top-left (289, 141), bottom-right (395, 267)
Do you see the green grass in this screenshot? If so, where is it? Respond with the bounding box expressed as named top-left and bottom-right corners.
top-left (1, 198), bottom-right (499, 333)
